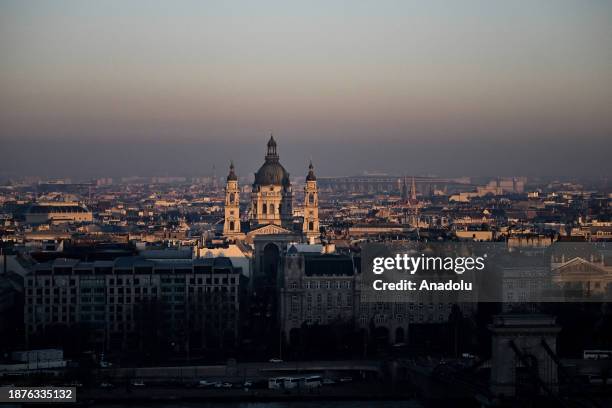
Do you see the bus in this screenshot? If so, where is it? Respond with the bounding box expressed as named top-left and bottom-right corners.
top-left (283, 377), bottom-right (301, 389)
top-left (302, 375), bottom-right (322, 388)
top-left (268, 377), bottom-right (284, 389)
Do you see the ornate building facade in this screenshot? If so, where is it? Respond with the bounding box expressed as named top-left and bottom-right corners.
top-left (249, 136), bottom-right (294, 229)
top-left (222, 135), bottom-right (319, 244)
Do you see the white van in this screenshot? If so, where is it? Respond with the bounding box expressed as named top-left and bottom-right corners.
top-left (303, 375), bottom-right (322, 388)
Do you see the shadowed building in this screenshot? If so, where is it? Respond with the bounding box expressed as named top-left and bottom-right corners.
top-left (220, 135), bottom-right (322, 353)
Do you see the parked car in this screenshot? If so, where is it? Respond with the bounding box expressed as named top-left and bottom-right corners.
top-left (269, 358), bottom-right (283, 363)
top-left (131, 380), bottom-right (145, 387)
top-left (198, 380), bottom-right (215, 388)
top-left (100, 382), bottom-right (114, 388)
top-left (339, 376), bottom-right (353, 383)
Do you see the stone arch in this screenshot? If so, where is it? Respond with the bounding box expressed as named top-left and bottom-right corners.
top-left (262, 242), bottom-right (281, 282)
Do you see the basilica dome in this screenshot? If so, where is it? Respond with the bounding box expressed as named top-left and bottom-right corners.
top-left (253, 135), bottom-right (291, 187)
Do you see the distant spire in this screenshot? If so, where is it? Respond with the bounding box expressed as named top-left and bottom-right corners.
top-left (401, 177), bottom-right (408, 201)
top-left (410, 176), bottom-right (417, 202)
top-left (212, 164), bottom-right (218, 189)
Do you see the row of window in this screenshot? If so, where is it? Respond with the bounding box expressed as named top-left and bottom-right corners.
top-left (359, 314), bottom-right (447, 324)
top-left (290, 280), bottom-right (352, 289)
top-left (28, 273), bottom-right (238, 287)
top-left (302, 293), bottom-right (352, 306)
top-left (359, 302), bottom-right (454, 312)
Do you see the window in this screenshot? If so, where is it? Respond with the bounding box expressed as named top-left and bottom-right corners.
top-left (229, 221), bottom-right (235, 231)
top-left (309, 221), bottom-right (314, 231)
top-left (263, 203), bottom-right (267, 214)
top-left (291, 296), bottom-right (299, 313)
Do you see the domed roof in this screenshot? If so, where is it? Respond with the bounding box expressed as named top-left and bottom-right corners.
top-left (254, 161), bottom-right (290, 186)
top-left (253, 134), bottom-right (291, 187)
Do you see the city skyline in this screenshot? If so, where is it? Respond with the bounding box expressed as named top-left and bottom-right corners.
top-left (2, 2), bottom-right (612, 405)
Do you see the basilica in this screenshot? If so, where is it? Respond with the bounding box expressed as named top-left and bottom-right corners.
top-left (222, 135), bottom-right (320, 278)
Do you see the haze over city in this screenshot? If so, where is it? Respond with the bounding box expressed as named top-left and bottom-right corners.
top-left (1, 0), bottom-right (611, 178)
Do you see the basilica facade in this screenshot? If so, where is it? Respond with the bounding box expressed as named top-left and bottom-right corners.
top-left (222, 135), bottom-right (319, 242)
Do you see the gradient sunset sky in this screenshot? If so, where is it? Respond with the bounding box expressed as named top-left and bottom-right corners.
top-left (1, 0), bottom-right (611, 178)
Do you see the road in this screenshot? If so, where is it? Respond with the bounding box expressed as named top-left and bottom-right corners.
top-left (96, 360), bottom-right (382, 382)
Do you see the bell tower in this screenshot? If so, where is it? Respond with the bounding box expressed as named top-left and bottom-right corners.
top-left (302, 161), bottom-right (319, 241)
top-left (223, 162), bottom-right (241, 236)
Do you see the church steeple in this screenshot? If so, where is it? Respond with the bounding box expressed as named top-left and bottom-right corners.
top-left (410, 176), bottom-right (417, 202)
top-left (303, 161), bottom-right (319, 241)
top-left (223, 161), bottom-right (241, 236)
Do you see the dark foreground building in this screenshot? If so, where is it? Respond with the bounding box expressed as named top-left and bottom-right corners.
top-left (24, 257), bottom-right (242, 355)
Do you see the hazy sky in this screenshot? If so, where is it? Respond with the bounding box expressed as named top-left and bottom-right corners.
top-left (1, 0), bottom-right (611, 179)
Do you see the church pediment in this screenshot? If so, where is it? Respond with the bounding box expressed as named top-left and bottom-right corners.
top-left (248, 223), bottom-right (294, 236)
top-left (552, 257), bottom-right (609, 276)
